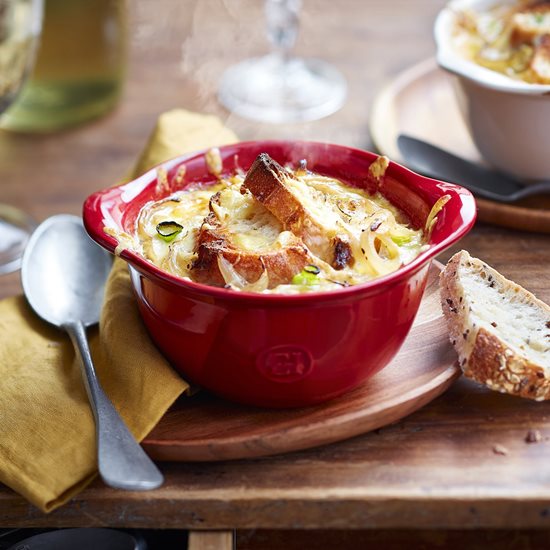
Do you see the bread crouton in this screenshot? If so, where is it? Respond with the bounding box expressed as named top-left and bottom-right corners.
top-left (191, 186), bottom-right (309, 289)
top-left (510, 1), bottom-right (550, 46)
top-left (241, 153), bottom-right (353, 270)
top-left (531, 34), bottom-right (550, 82)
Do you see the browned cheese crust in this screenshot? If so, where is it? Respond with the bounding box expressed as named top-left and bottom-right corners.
top-left (241, 153), bottom-right (353, 270)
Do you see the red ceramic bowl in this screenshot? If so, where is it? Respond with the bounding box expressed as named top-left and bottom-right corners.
top-left (83, 141), bottom-right (476, 408)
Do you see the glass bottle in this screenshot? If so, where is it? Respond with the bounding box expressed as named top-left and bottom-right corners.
top-left (1, 0), bottom-right (126, 132)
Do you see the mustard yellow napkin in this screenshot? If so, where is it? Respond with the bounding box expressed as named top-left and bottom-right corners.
top-left (0, 109), bottom-right (238, 512)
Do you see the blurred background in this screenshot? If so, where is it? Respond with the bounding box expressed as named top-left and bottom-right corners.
top-left (0, 0), bottom-right (443, 224)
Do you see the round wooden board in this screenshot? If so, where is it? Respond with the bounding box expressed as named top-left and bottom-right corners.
top-left (142, 261), bottom-right (460, 462)
top-left (369, 58), bottom-right (550, 234)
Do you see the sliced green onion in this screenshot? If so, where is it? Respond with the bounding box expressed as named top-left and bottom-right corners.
top-left (156, 221), bottom-right (183, 242)
top-left (292, 269), bottom-right (318, 286)
top-left (391, 234), bottom-right (412, 246)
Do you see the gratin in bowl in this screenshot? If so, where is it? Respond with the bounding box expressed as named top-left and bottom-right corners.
top-left (435, 0), bottom-right (550, 181)
top-left (83, 141), bottom-right (476, 408)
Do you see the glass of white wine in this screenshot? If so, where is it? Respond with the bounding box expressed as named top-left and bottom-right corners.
top-left (1, 0), bottom-right (127, 133)
top-left (0, 0), bottom-right (43, 274)
top-left (218, 0), bottom-right (347, 124)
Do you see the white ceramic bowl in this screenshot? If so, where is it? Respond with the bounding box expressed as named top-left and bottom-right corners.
top-left (435, 0), bottom-right (550, 182)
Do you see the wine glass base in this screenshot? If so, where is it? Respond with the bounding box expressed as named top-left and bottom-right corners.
top-left (0, 204), bottom-right (35, 275)
top-left (218, 55), bottom-right (347, 124)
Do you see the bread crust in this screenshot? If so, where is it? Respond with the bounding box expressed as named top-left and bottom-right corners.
top-left (440, 250), bottom-right (550, 401)
top-left (468, 328), bottom-right (550, 400)
top-left (241, 153), bottom-right (353, 270)
top-left (191, 194), bottom-right (309, 289)
top-left (531, 34), bottom-right (550, 84)
top-left (510, 2), bottom-right (550, 47)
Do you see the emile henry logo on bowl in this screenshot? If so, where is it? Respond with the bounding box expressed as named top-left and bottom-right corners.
top-left (257, 345), bottom-right (313, 383)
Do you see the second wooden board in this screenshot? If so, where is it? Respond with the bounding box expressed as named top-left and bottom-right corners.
top-left (142, 261), bottom-right (460, 461)
top-left (369, 58), bottom-right (550, 234)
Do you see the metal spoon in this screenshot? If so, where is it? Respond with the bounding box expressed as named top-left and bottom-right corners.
top-left (21, 214), bottom-right (164, 491)
top-left (397, 135), bottom-right (550, 203)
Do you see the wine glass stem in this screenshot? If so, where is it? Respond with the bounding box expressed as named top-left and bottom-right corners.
top-left (265, 0), bottom-right (301, 62)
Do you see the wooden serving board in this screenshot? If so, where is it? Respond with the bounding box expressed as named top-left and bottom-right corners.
top-left (142, 262), bottom-right (460, 462)
top-left (370, 58), bottom-right (550, 234)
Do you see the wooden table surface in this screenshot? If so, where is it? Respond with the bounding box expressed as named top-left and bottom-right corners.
top-left (2, 0), bottom-right (550, 543)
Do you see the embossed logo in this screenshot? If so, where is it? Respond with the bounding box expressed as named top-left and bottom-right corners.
top-left (257, 345), bottom-right (313, 383)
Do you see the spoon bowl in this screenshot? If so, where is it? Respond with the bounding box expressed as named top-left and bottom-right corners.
top-left (21, 214), bottom-right (164, 491)
top-left (22, 214), bottom-right (112, 327)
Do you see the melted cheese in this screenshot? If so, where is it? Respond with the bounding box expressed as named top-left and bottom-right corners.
top-left (454, 2), bottom-right (550, 84)
top-left (210, 186), bottom-right (283, 251)
top-left (131, 166), bottom-right (425, 293)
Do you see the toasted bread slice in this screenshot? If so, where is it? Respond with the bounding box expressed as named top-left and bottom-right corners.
top-left (531, 34), bottom-right (550, 83)
top-left (191, 186), bottom-right (309, 289)
top-left (510, 2), bottom-right (550, 46)
top-left (241, 153), bottom-right (353, 270)
top-left (440, 250), bottom-right (550, 400)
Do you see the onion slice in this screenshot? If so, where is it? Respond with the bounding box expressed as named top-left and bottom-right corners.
top-left (217, 255), bottom-right (270, 292)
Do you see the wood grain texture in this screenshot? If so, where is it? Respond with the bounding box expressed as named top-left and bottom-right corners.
top-left (143, 263), bottom-right (459, 461)
top-left (369, 58), bottom-right (550, 233)
top-left (1, 0), bottom-right (550, 533)
top-left (236, 529), bottom-right (550, 550)
top-left (188, 531), bottom-right (234, 550)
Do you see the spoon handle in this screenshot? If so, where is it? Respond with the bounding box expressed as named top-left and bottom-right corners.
top-left (64, 320), bottom-right (164, 491)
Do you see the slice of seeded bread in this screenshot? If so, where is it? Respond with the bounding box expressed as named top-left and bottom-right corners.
top-left (440, 250), bottom-right (550, 400)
